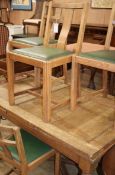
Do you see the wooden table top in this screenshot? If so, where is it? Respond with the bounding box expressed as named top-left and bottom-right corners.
top-left (0, 78), bottom-right (115, 163)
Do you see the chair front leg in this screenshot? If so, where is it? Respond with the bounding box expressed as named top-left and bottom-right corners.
top-left (7, 55), bottom-right (15, 105)
top-left (43, 62), bottom-right (52, 122)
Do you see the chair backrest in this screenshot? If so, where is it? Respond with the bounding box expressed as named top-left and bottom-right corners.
top-left (39, 1), bottom-right (52, 38)
top-left (0, 0), bottom-right (10, 24)
top-left (0, 25), bottom-right (9, 58)
top-left (43, 1), bottom-right (89, 54)
top-left (33, 0), bottom-right (49, 19)
top-left (0, 124), bottom-right (27, 169)
top-left (105, 2), bottom-right (115, 50)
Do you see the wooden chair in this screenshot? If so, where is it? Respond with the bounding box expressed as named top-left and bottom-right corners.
top-left (23, 0), bottom-right (47, 35)
top-left (9, 1), bottom-right (57, 85)
top-left (0, 124), bottom-right (60, 175)
top-left (7, 1), bottom-right (89, 122)
top-left (71, 2), bottom-right (115, 110)
top-left (9, 1), bottom-right (55, 50)
top-left (0, 25), bottom-right (33, 79)
top-left (0, 0), bottom-right (11, 24)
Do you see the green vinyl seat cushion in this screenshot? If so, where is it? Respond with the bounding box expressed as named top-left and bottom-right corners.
top-left (7, 129), bottom-right (52, 163)
top-left (14, 37), bottom-right (57, 46)
top-left (80, 50), bottom-right (115, 64)
top-left (13, 46), bottom-right (74, 61)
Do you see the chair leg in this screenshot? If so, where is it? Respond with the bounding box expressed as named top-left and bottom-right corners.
top-left (71, 57), bottom-right (77, 110)
top-left (7, 55), bottom-right (15, 105)
top-left (43, 63), bottom-right (52, 122)
top-left (71, 56), bottom-right (80, 111)
top-left (0, 116), bottom-right (2, 123)
top-left (61, 163), bottom-right (69, 175)
top-left (87, 68), bottom-right (97, 90)
top-left (76, 63), bottom-right (81, 99)
top-left (63, 64), bottom-right (68, 84)
top-left (55, 151), bottom-right (61, 175)
top-left (109, 72), bottom-right (115, 95)
top-left (34, 67), bottom-right (41, 88)
top-left (102, 70), bottom-right (108, 97)
top-left (21, 165), bottom-right (28, 175)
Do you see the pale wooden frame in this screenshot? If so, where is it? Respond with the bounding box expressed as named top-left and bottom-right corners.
top-left (7, 1), bottom-right (90, 122)
top-left (71, 3), bottom-right (115, 110)
top-left (8, 1), bottom-right (50, 51)
top-left (0, 124), bottom-right (60, 175)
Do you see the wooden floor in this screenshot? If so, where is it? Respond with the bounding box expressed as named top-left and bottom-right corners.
top-left (0, 72), bottom-right (115, 164)
top-left (0, 159), bottom-right (55, 175)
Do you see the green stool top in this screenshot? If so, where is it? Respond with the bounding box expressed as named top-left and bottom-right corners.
top-left (14, 37), bottom-right (57, 46)
top-left (80, 50), bottom-right (115, 64)
top-left (8, 129), bottom-right (52, 163)
top-left (13, 46), bottom-right (74, 61)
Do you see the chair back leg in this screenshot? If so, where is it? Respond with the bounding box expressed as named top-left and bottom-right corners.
top-left (55, 152), bottom-right (61, 175)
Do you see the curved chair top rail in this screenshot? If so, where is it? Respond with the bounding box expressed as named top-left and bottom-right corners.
top-left (52, 1), bottom-right (90, 9)
top-left (44, 1), bottom-right (90, 53)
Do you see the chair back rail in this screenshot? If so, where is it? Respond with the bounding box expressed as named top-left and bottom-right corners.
top-left (53, 2), bottom-right (88, 9)
top-left (39, 1), bottom-right (52, 37)
top-left (105, 3), bottom-right (115, 50)
top-left (74, 2), bottom-right (89, 54)
top-left (43, 1), bottom-right (90, 52)
top-left (0, 124), bottom-right (27, 168)
top-left (33, 0), bottom-right (47, 19)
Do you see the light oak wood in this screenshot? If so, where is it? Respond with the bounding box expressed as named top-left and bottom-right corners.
top-left (105, 3), bottom-right (115, 50)
top-left (0, 123), bottom-right (59, 175)
top-left (10, 1), bottom-right (112, 28)
top-left (8, 1), bottom-right (56, 92)
top-left (43, 62), bottom-right (52, 122)
top-left (9, 1), bottom-right (50, 50)
top-left (0, 81), bottom-right (115, 174)
top-left (7, 1), bottom-right (89, 122)
top-left (71, 3), bottom-right (115, 110)
top-left (7, 53), bottom-right (15, 105)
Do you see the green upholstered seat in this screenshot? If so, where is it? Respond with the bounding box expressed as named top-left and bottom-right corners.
top-left (8, 129), bottom-right (52, 163)
top-left (13, 46), bottom-right (74, 61)
top-left (80, 50), bottom-right (115, 64)
top-left (14, 37), bottom-right (57, 46)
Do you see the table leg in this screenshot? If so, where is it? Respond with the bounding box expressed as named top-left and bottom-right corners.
top-left (102, 145), bottom-right (115, 175)
top-left (79, 158), bottom-right (98, 175)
